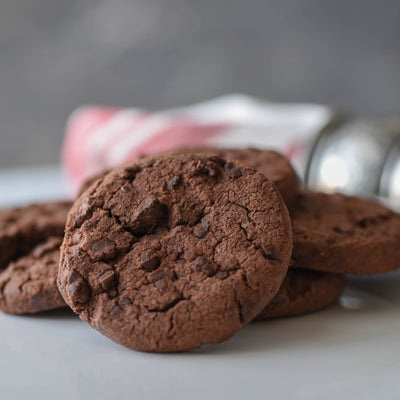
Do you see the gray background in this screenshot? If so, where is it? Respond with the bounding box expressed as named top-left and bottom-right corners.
top-left (1, 0), bottom-right (400, 168)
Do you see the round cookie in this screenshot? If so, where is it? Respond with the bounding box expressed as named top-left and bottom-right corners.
top-left (292, 190), bottom-right (400, 275)
top-left (59, 153), bottom-right (293, 352)
top-left (254, 269), bottom-right (345, 320)
top-left (0, 237), bottom-right (66, 314)
top-left (0, 201), bottom-right (72, 269)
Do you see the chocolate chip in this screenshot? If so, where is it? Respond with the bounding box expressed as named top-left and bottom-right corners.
top-left (150, 270), bottom-right (168, 290)
top-left (194, 158), bottom-right (219, 176)
top-left (138, 196), bottom-right (156, 213)
top-left (225, 162), bottom-right (242, 178)
top-left (193, 222), bottom-right (210, 239)
top-left (90, 238), bottom-right (116, 259)
top-left (75, 198), bottom-right (94, 228)
top-left (120, 185), bottom-right (132, 193)
top-left (119, 297), bottom-right (132, 307)
top-left (154, 279), bottom-right (168, 291)
top-left (215, 270), bottom-right (229, 280)
top-left (67, 270), bottom-right (90, 304)
top-left (129, 196), bottom-right (166, 234)
top-left (110, 305), bottom-right (122, 317)
top-left (98, 270), bottom-right (117, 293)
top-left (141, 252), bottom-right (161, 272)
top-left (190, 256), bottom-right (217, 276)
top-left (166, 174), bottom-right (181, 191)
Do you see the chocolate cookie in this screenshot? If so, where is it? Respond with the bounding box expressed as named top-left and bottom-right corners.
top-left (59, 154), bottom-right (293, 352)
top-left (254, 269), bottom-right (345, 320)
top-left (292, 191), bottom-right (400, 275)
top-left (168, 148), bottom-right (299, 209)
top-left (78, 148), bottom-right (299, 209)
top-left (0, 201), bottom-right (72, 269)
top-left (0, 237), bottom-right (66, 314)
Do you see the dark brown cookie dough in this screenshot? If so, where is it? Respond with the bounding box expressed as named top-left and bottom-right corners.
top-left (77, 148), bottom-right (299, 209)
top-left (59, 153), bottom-right (293, 352)
top-left (168, 148), bottom-right (299, 209)
top-left (292, 190), bottom-right (400, 275)
top-left (254, 269), bottom-right (345, 320)
top-left (0, 201), bottom-right (72, 269)
top-left (0, 237), bottom-right (66, 314)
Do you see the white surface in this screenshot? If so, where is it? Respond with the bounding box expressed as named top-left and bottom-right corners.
top-left (0, 165), bottom-right (71, 209)
top-left (1, 167), bottom-right (400, 400)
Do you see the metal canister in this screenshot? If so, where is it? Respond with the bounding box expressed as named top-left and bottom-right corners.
top-left (379, 134), bottom-right (400, 209)
top-left (306, 117), bottom-right (400, 208)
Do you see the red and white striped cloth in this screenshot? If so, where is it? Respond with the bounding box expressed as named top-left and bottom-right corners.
top-left (62, 95), bottom-right (333, 195)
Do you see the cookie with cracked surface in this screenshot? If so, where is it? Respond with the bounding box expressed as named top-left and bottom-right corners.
top-left (0, 237), bottom-right (66, 314)
top-left (171, 148), bottom-right (299, 209)
top-left (254, 269), bottom-right (345, 320)
top-left (292, 190), bottom-right (400, 275)
top-left (77, 148), bottom-right (299, 209)
top-left (59, 153), bottom-right (293, 352)
top-left (0, 201), bottom-right (72, 269)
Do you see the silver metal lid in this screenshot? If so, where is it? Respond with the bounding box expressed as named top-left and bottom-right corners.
top-left (306, 119), bottom-right (398, 197)
top-left (379, 135), bottom-right (400, 208)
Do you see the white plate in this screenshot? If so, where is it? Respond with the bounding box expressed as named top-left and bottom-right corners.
top-left (1, 167), bottom-right (400, 400)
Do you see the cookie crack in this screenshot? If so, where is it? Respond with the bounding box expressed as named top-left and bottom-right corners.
top-left (148, 295), bottom-right (184, 313)
top-left (106, 209), bottom-right (138, 239)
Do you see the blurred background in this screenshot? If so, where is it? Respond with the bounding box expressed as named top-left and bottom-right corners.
top-left (1, 0), bottom-right (400, 168)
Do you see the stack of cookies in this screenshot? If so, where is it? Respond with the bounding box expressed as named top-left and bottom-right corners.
top-left (1, 149), bottom-right (399, 352)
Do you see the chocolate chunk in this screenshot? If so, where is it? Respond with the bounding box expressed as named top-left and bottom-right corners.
top-left (75, 197), bottom-right (94, 228)
top-left (194, 158), bottom-right (219, 176)
top-left (141, 252), bottom-right (161, 272)
top-left (120, 185), bottom-right (132, 193)
top-left (90, 238), bottom-right (116, 259)
top-left (119, 298), bottom-right (132, 307)
top-left (215, 270), bottom-right (229, 280)
top-left (98, 270), bottom-right (117, 293)
top-left (151, 270), bottom-right (168, 290)
top-left (166, 175), bottom-right (181, 191)
top-left (193, 222), bottom-right (210, 239)
top-left (128, 196), bottom-right (166, 234)
top-left (224, 162), bottom-right (242, 178)
top-left (67, 270), bottom-right (90, 304)
top-left (190, 256), bottom-right (217, 276)
top-left (110, 305), bottom-right (122, 317)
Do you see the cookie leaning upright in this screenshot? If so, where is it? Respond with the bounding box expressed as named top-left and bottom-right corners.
top-left (58, 154), bottom-right (293, 352)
